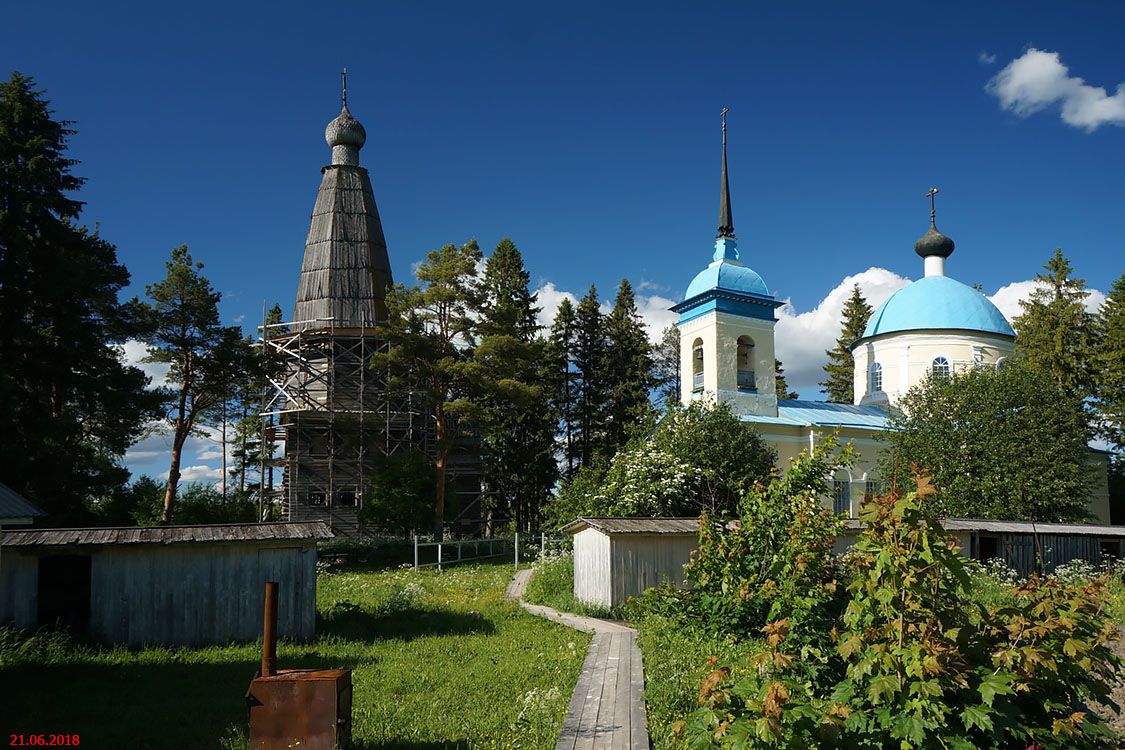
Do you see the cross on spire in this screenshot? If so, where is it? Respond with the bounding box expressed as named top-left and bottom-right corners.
top-left (717, 107), bottom-right (734, 238)
top-left (341, 67), bottom-right (348, 109)
top-left (927, 186), bottom-right (939, 227)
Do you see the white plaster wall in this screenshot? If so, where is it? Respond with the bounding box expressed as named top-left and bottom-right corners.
top-left (853, 331), bottom-right (1016, 407)
top-left (678, 311), bottom-right (778, 417)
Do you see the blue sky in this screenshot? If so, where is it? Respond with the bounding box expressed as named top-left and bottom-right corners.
top-left (4, 1), bottom-right (1123, 482)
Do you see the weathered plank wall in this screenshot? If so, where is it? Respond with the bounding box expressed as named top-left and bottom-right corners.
top-left (0, 541), bottom-right (317, 646)
top-left (609, 535), bottom-right (697, 608)
top-left (573, 528), bottom-right (612, 608)
top-left (0, 549), bottom-right (37, 626)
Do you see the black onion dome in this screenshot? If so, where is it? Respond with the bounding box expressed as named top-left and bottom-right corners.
top-left (914, 224), bottom-right (955, 258)
top-left (325, 105), bottom-right (366, 149)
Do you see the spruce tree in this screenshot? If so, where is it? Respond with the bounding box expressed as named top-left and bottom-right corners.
top-left (820, 285), bottom-right (872, 403)
top-left (1094, 273), bottom-right (1125, 450)
top-left (548, 298), bottom-right (579, 477)
top-left (0, 72), bottom-right (159, 521)
top-left (475, 239), bottom-right (557, 532)
top-left (654, 324), bottom-right (682, 408)
top-left (775, 359), bottom-right (797, 400)
top-left (603, 279), bottom-right (654, 452)
top-left (573, 285), bottom-right (609, 467)
top-left (1013, 248), bottom-right (1096, 398)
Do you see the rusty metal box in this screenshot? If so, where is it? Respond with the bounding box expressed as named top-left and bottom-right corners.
top-left (247, 668), bottom-right (352, 750)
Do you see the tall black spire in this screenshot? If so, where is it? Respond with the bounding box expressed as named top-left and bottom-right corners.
top-left (717, 107), bottom-right (734, 238)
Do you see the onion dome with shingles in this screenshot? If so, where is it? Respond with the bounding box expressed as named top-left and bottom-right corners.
top-left (292, 91), bottom-right (394, 331)
top-left (325, 105), bottom-right (366, 150)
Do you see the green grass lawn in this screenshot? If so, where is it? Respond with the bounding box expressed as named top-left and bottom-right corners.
top-left (0, 562), bottom-right (590, 749)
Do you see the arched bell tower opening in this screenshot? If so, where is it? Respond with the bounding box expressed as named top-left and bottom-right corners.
top-left (736, 336), bottom-right (756, 391)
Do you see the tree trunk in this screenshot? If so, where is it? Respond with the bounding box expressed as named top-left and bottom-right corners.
top-left (433, 409), bottom-right (448, 542)
top-left (220, 400), bottom-right (227, 500)
top-left (162, 425), bottom-right (190, 525)
top-left (161, 380), bottom-right (192, 525)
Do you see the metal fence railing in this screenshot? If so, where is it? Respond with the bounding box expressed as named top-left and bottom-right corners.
top-left (411, 532), bottom-right (567, 571)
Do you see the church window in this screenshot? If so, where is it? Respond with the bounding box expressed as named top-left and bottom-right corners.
top-left (692, 339), bottom-right (704, 392)
top-left (736, 336), bottom-right (756, 390)
top-left (931, 356), bottom-right (951, 380)
top-left (870, 362), bottom-right (883, 393)
top-left (996, 356), bottom-right (1007, 371)
top-left (865, 479), bottom-right (881, 499)
top-left (972, 346), bottom-right (984, 365)
top-left (833, 479), bottom-right (851, 516)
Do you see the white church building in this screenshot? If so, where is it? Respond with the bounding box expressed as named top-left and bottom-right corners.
top-left (671, 117), bottom-right (1110, 523)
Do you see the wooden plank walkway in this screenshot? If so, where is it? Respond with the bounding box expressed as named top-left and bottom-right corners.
top-left (507, 569), bottom-right (650, 750)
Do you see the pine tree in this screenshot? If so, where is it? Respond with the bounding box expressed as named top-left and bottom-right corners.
top-left (142, 245), bottom-right (244, 524)
top-left (1013, 248), bottom-right (1097, 398)
top-left (820, 285), bottom-right (872, 403)
top-left (373, 240), bottom-right (484, 540)
top-left (654, 324), bottom-right (682, 408)
top-left (573, 285), bottom-right (609, 467)
top-left (604, 279), bottom-right (654, 452)
top-left (1094, 273), bottom-right (1125, 450)
top-left (0, 72), bottom-right (159, 521)
top-left (475, 239), bottom-right (557, 532)
top-left (775, 359), bottom-right (797, 400)
top-left (548, 298), bottom-right (580, 477)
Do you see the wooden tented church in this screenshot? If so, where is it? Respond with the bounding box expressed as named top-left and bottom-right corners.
top-left (258, 76), bottom-right (480, 536)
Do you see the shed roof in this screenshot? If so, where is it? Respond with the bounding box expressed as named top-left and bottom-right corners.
top-left (0, 521), bottom-right (332, 548)
top-left (0, 481), bottom-right (46, 524)
top-left (842, 518), bottom-right (1125, 537)
top-left (561, 517), bottom-right (700, 536)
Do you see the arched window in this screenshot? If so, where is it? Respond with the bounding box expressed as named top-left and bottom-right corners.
top-left (931, 356), bottom-right (951, 380)
top-left (869, 362), bottom-right (883, 393)
top-left (736, 336), bottom-right (756, 390)
top-left (995, 356), bottom-right (1007, 372)
top-left (832, 475), bottom-right (851, 516)
top-left (692, 338), bottom-right (704, 392)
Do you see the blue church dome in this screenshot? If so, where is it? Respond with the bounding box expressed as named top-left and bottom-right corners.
top-left (862, 276), bottom-right (1014, 339)
top-left (685, 260), bottom-right (770, 299)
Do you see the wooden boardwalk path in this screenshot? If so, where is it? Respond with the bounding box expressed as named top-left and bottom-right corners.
top-left (507, 569), bottom-right (650, 750)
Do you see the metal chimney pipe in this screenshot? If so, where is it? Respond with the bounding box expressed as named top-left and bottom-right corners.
top-left (262, 580), bottom-right (278, 677)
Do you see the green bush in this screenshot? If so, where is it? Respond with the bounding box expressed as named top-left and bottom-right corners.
top-left (684, 437), bottom-right (851, 645)
top-left (682, 483), bottom-right (1123, 749)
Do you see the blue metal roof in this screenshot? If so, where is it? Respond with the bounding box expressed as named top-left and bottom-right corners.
top-left (861, 276), bottom-right (1014, 339)
top-left (685, 260), bottom-right (770, 299)
top-left (741, 399), bottom-right (890, 430)
top-left (0, 481), bottom-right (46, 523)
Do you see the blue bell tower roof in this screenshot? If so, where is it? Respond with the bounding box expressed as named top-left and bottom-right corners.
top-left (685, 257), bottom-right (770, 299)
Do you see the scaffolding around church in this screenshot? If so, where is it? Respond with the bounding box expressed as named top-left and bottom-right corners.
top-left (256, 317), bottom-right (483, 537)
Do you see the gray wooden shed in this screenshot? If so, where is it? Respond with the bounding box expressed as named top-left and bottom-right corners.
top-left (562, 517), bottom-right (699, 609)
top-left (839, 518), bottom-right (1125, 576)
top-left (0, 522), bottom-right (331, 646)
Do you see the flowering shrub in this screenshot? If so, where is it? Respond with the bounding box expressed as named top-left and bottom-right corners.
top-left (594, 447), bottom-right (703, 517)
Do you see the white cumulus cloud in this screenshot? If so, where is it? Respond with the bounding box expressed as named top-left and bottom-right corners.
top-left (986, 49), bottom-right (1125, 131)
top-left (988, 279), bottom-right (1106, 323)
top-left (116, 339), bottom-right (169, 388)
top-left (774, 267), bottom-right (911, 395)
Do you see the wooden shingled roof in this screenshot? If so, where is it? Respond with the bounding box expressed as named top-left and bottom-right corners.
top-left (0, 521), bottom-right (333, 547)
top-left (561, 517), bottom-right (701, 536)
top-left (292, 141), bottom-right (393, 331)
